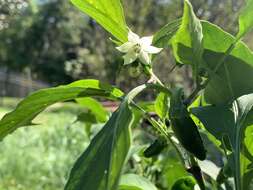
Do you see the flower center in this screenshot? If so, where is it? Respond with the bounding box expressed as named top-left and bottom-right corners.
top-left (133, 44), bottom-right (141, 54)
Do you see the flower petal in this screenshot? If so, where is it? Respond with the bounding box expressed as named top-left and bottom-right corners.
top-left (123, 51), bottom-right (138, 65)
top-left (138, 50), bottom-right (151, 65)
top-left (140, 36), bottom-right (153, 47)
top-left (128, 30), bottom-right (140, 43)
top-left (143, 45), bottom-right (163, 54)
top-left (116, 42), bottom-right (135, 53)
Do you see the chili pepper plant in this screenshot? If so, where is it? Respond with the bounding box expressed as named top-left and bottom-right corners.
top-left (1, 0), bottom-right (253, 190)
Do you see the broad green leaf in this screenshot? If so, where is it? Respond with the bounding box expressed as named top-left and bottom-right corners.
top-left (173, 19), bottom-right (253, 105)
top-left (0, 79), bottom-right (123, 141)
top-left (191, 105), bottom-right (234, 144)
top-left (119, 174), bottom-right (158, 190)
top-left (70, 0), bottom-right (128, 42)
top-left (152, 19), bottom-right (181, 48)
top-left (76, 97), bottom-right (108, 122)
top-left (171, 0), bottom-right (203, 73)
top-left (64, 84), bottom-right (148, 190)
top-left (162, 159), bottom-right (188, 189)
top-left (202, 22), bottom-right (253, 105)
top-left (191, 93), bottom-right (253, 190)
top-left (237, 0), bottom-right (253, 39)
top-left (64, 84), bottom-right (170, 190)
top-left (64, 102), bottom-right (133, 190)
top-left (67, 79), bottom-right (124, 98)
top-left (154, 92), bottom-right (169, 119)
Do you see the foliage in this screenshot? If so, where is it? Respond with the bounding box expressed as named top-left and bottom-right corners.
top-left (0, 0), bottom-right (246, 89)
top-left (1, 0), bottom-right (253, 190)
top-left (0, 102), bottom-right (89, 190)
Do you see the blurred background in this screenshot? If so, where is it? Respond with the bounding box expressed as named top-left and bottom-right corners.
top-left (0, 0), bottom-right (252, 189)
top-left (1, 0), bottom-right (252, 98)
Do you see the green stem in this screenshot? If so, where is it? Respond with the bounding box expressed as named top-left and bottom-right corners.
top-left (128, 86), bottom-right (189, 168)
top-left (141, 65), bottom-right (206, 187)
top-left (184, 85), bottom-right (202, 105)
top-left (149, 69), bottom-right (164, 86)
top-left (233, 100), bottom-right (241, 190)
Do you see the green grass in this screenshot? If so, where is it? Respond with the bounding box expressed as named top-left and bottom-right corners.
top-left (0, 99), bottom-right (94, 190)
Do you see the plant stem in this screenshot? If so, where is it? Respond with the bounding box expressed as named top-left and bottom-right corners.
top-left (141, 67), bottom-right (201, 171)
top-left (184, 85), bottom-right (202, 105)
top-left (149, 69), bottom-right (164, 86)
top-left (169, 63), bottom-right (178, 74)
top-left (141, 65), bottom-right (207, 187)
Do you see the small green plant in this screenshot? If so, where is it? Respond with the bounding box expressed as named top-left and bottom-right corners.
top-left (1, 0), bottom-right (253, 189)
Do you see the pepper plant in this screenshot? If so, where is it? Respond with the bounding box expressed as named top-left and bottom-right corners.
top-left (1, 0), bottom-right (253, 190)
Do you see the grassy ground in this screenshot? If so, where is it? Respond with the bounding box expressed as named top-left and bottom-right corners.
top-left (0, 98), bottom-right (200, 190)
top-left (0, 98), bottom-right (92, 190)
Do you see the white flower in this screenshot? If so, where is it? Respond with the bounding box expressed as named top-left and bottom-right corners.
top-left (194, 184), bottom-right (201, 190)
top-left (116, 30), bottom-right (163, 65)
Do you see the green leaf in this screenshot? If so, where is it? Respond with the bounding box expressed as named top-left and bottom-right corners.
top-left (237, 0), bottom-right (253, 39)
top-left (64, 84), bottom-right (148, 190)
top-left (76, 97), bottom-right (108, 122)
top-left (76, 112), bottom-right (97, 124)
top-left (119, 174), bottom-right (158, 190)
top-left (173, 19), bottom-right (253, 105)
top-left (191, 93), bottom-right (253, 190)
top-left (70, 0), bottom-right (128, 42)
top-left (242, 126), bottom-right (253, 190)
top-left (64, 102), bottom-right (133, 190)
top-left (171, 0), bottom-right (203, 72)
top-left (154, 92), bottom-right (169, 119)
top-left (119, 187), bottom-right (141, 190)
top-left (242, 169), bottom-right (253, 190)
top-left (152, 18), bottom-right (181, 48)
top-left (0, 79), bottom-right (123, 141)
top-left (202, 22), bottom-right (253, 105)
top-left (162, 159), bottom-right (188, 189)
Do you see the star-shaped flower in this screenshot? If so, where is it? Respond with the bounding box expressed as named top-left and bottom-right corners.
top-left (116, 30), bottom-right (163, 65)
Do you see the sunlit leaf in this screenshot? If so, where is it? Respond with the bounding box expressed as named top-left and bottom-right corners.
top-left (152, 18), bottom-right (181, 48)
top-left (119, 174), bottom-right (158, 190)
top-left (173, 19), bottom-right (253, 105)
top-left (237, 0), bottom-right (253, 39)
top-left (154, 92), bottom-right (169, 119)
top-left (70, 0), bottom-right (128, 42)
top-left (0, 79), bottom-right (123, 141)
top-left (76, 97), bottom-right (108, 122)
top-left (171, 0), bottom-right (203, 74)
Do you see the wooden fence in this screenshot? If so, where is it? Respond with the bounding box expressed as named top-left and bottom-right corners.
top-left (0, 69), bottom-right (49, 98)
